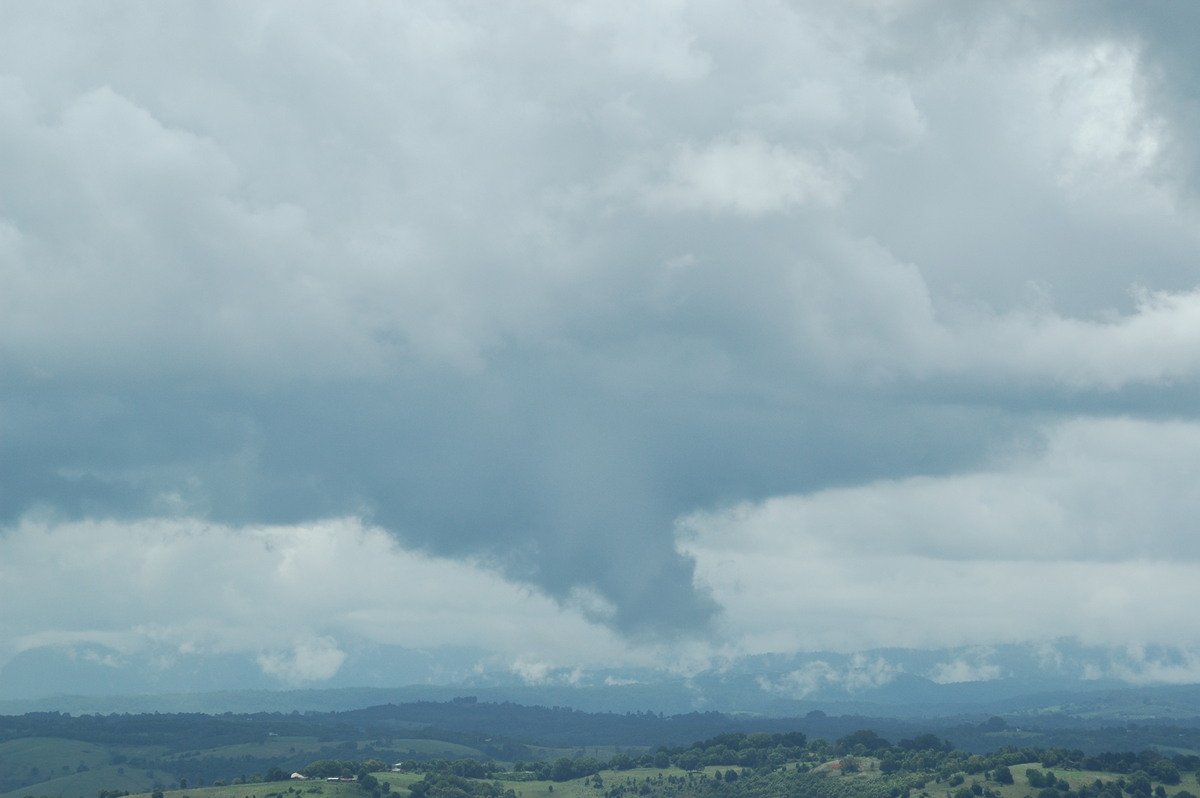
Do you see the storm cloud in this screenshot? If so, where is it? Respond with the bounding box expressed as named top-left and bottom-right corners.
top-left (4, 1), bottom-right (1200, 691)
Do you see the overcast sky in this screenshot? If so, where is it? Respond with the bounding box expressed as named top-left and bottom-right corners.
top-left (5, 0), bottom-right (1200, 692)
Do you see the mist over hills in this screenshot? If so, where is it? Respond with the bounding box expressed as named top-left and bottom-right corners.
top-left (5, 639), bottom-right (1200, 722)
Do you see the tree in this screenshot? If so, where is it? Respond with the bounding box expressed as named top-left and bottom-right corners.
top-left (549, 759), bottom-right (575, 782)
top-left (995, 767), bottom-right (1014, 785)
top-left (838, 730), bottom-right (890, 752)
top-left (901, 734), bottom-right (949, 752)
top-left (1150, 759), bottom-right (1180, 785)
top-left (452, 761), bottom-right (486, 779)
top-left (780, 732), bottom-right (807, 747)
top-left (609, 754), bottom-right (634, 771)
top-left (304, 760), bottom-right (359, 780)
top-left (1126, 771), bottom-right (1152, 798)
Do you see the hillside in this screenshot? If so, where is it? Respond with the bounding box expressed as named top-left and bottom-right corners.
top-left (7, 699), bottom-right (1200, 798)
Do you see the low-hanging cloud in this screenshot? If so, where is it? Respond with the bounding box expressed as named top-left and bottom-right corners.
top-left (0, 516), bottom-right (645, 683)
top-left (758, 655), bottom-right (901, 699)
top-left (678, 417), bottom-right (1200, 655)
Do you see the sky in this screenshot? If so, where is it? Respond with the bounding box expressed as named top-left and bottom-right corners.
top-left (5, 0), bottom-right (1200, 696)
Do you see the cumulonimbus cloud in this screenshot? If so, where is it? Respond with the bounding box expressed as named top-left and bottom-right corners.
top-left (3, 1), bottom-right (1200, 675)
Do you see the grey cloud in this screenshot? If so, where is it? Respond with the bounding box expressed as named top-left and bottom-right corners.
top-left (4, 1), bottom-right (1200, 660)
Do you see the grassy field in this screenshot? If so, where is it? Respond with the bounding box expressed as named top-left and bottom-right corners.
top-left (167, 739), bottom-right (330, 760)
top-left (11, 746), bottom-right (1200, 798)
top-left (494, 766), bottom-right (697, 798)
top-left (121, 781), bottom-right (368, 798)
top-left (882, 761), bottom-right (1200, 798)
top-left (169, 739), bottom-right (487, 758)
top-left (0, 737), bottom-right (120, 783)
top-left (370, 773), bottom-right (423, 794)
top-left (997, 764), bottom-right (1200, 798)
top-left (521, 747), bottom-right (639, 764)
top-left (4, 764), bottom-right (178, 798)
top-left (164, 738), bottom-right (487, 764)
top-left (372, 740), bottom-right (488, 760)
top-left (0, 737), bottom-right (174, 798)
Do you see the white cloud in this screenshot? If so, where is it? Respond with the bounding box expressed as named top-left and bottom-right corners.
top-left (1035, 41), bottom-right (1166, 190)
top-left (928, 655), bottom-right (1003, 684)
top-left (645, 134), bottom-right (857, 215)
top-left (257, 637), bottom-right (347, 686)
top-left (771, 237), bottom-right (1200, 390)
top-left (958, 285), bottom-right (1200, 389)
top-left (1101, 646), bottom-right (1200, 685)
top-left (678, 416), bottom-right (1200, 654)
top-left (0, 516), bottom-right (645, 683)
top-left (759, 655), bottom-right (901, 698)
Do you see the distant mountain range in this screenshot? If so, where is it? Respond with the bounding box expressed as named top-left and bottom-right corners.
top-left (6, 638), bottom-right (1200, 720)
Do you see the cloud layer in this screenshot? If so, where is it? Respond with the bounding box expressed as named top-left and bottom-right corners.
top-left (4, 1), bottom-right (1200, 692)
top-left (0, 516), bottom-right (641, 685)
top-left (679, 417), bottom-right (1200, 655)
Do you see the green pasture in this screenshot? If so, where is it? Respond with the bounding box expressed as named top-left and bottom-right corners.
top-left (496, 766), bottom-right (696, 798)
top-left (4, 764), bottom-right (177, 798)
top-left (904, 761), bottom-right (1200, 798)
top-left (166, 738), bottom-right (485, 763)
top-left (13, 743), bottom-right (1200, 798)
top-left (167, 738), bottom-right (329, 760)
top-left (370, 772), bottom-right (424, 793)
top-left (501, 776), bottom-right (601, 798)
top-left (378, 740), bottom-right (488, 759)
top-left (124, 780), bottom-right (367, 798)
top-left (520, 747), bottom-right (635, 763)
top-left (0, 737), bottom-right (116, 783)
